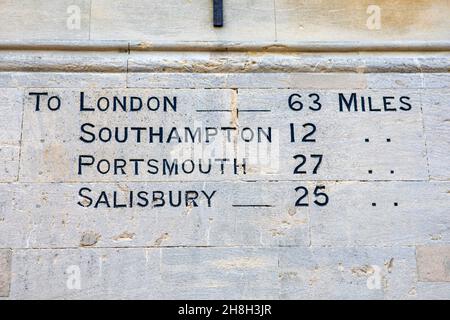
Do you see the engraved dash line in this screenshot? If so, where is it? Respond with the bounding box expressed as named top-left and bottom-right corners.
top-left (232, 204), bottom-right (274, 208)
top-left (238, 109), bottom-right (271, 113)
top-left (196, 109), bottom-right (231, 112)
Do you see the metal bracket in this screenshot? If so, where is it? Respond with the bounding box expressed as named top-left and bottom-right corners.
top-left (213, 0), bottom-right (223, 27)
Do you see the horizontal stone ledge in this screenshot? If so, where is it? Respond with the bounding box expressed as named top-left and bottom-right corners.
top-left (0, 52), bottom-right (127, 73)
top-left (127, 53), bottom-right (450, 73)
top-left (130, 41), bottom-right (450, 53)
top-left (1, 40), bottom-right (450, 53)
top-left (1, 52), bottom-right (448, 73)
top-left (0, 40), bottom-right (129, 53)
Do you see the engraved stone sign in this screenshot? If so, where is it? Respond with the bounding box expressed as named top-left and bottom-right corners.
top-left (0, 0), bottom-right (449, 300)
top-left (0, 84), bottom-right (443, 251)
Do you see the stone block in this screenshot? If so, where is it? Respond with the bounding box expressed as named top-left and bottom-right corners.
top-left (0, 0), bottom-right (90, 40)
top-left (417, 246), bottom-right (450, 282)
top-left (310, 182), bottom-right (450, 246)
top-left (91, 0), bottom-right (276, 42)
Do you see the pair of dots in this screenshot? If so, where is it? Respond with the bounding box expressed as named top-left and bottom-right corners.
top-left (365, 138), bottom-right (392, 143)
top-left (368, 170), bottom-right (395, 174)
top-left (372, 203), bottom-right (399, 207)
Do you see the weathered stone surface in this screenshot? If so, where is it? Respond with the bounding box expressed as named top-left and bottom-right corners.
top-left (0, 182), bottom-right (309, 248)
top-left (127, 52), bottom-right (450, 73)
top-left (421, 91), bottom-right (450, 180)
top-left (0, 73), bottom-right (126, 88)
top-left (0, 89), bottom-right (22, 182)
top-left (416, 246), bottom-right (450, 282)
top-left (0, 147), bottom-right (20, 182)
top-left (0, 250), bottom-right (12, 297)
top-left (357, 53), bottom-right (449, 73)
top-left (422, 74), bottom-right (450, 89)
top-left (127, 73), bottom-right (450, 91)
top-left (275, 0), bottom-right (450, 42)
top-left (225, 73), bottom-right (367, 89)
top-left (415, 282), bottom-right (450, 299)
top-left (311, 182), bottom-right (450, 246)
top-left (367, 74), bottom-right (450, 89)
top-left (79, 231), bottom-right (101, 247)
top-left (0, 0), bottom-right (90, 40)
top-left (367, 74), bottom-right (424, 89)
top-left (10, 247), bottom-right (280, 299)
top-left (127, 73), bottom-right (228, 89)
top-left (91, 0), bottom-right (276, 42)
top-left (157, 248), bottom-right (280, 299)
top-left (0, 89), bottom-right (22, 144)
top-left (10, 248), bottom-right (163, 299)
top-left (11, 246), bottom-right (449, 299)
top-left (278, 247), bottom-right (417, 299)
top-left (127, 73), bottom-right (367, 89)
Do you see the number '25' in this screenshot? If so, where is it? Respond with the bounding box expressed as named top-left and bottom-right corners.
top-left (295, 186), bottom-right (329, 207)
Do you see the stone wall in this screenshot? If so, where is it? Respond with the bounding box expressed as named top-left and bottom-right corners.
top-left (1, 0), bottom-right (448, 42)
top-left (0, 0), bottom-right (449, 299)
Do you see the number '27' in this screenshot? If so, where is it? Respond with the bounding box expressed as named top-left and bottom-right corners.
top-left (293, 154), bottom-right (323, 175)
